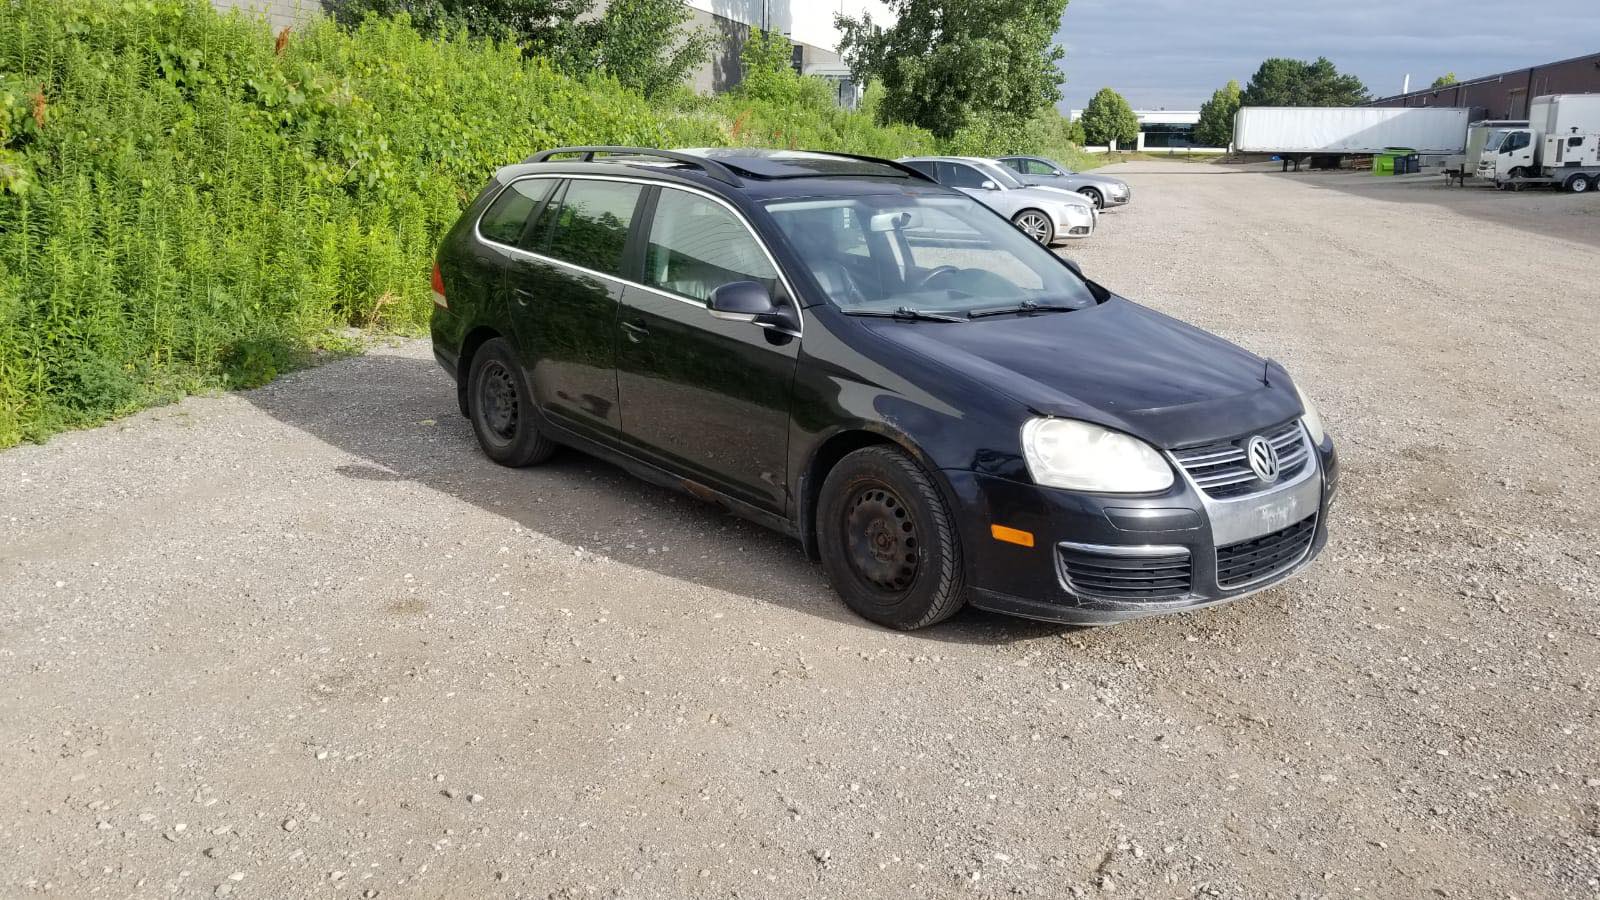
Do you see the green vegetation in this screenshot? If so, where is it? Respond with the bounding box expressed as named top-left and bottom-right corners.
top-left (1196, 79), bottom-right (1241, 148)
top-left (1431, 73), bottom-right (1458, 89)
top-left (836, 0), bottom-right (1069, 140)
top-left (1239, 57), bottom-right (1369, 107)
top-left (0, 0), bottom-right (1096, 447)
top-left (1078, 87), bottom-right (1139, 147)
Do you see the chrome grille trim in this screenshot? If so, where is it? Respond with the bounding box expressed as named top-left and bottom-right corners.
top-left (1171, 420), bottom-right (1309, 499)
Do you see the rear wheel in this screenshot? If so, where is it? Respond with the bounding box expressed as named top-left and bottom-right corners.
top-left (1078, 187), bottom-right (1104, 209)
top-left (467, 337), bottom-right (556, 468)
top-left (1011, 209), bottom-right (1055, 245)
top-left (818, 446), bottom-right (965, 630)
top-left (1566, 173), bottom-right (1592, 193)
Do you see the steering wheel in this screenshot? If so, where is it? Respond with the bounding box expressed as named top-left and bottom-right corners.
top-left (911, 265), bottom-right (962, 291)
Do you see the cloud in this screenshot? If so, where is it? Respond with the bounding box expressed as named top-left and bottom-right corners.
top-left (1054, 0), bottom-right (1596, 110)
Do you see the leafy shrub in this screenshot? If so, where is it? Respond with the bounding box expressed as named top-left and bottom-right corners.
top-left (0, 0), bottom-right (1101, 447)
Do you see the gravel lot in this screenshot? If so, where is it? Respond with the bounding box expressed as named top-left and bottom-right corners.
top-left (2, 162), bottom-right (1597, 899)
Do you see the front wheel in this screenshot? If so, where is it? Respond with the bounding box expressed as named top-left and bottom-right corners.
top-left (467, 337), bottom-right (556, 468)
top-left (1011, 209), bottom-right (1055, 245)
top-left (817, 446), bottom-right (966, 630)
top-left (1078, 187), bottom-right (1104, 209)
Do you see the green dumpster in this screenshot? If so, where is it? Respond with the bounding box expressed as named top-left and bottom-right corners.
top-left (1373, 147), bottom-right (1416, 176)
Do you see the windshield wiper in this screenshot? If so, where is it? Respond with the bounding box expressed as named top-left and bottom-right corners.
top-left (966, 299), bottom-right (1079, 319)
top-left (844, 306), bottom-right (967, 323)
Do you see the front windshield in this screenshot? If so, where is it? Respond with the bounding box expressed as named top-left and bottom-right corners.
top-left (1482, 129), bottom-right (1511, 153)
top-left (765, 193), bottom-right (1099, 316)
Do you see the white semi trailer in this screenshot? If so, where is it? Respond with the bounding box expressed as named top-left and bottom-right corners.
top-left (1234, 106), bottom-right (1470, 170)
top-left (1477, 94), bottom-right (1600, 192)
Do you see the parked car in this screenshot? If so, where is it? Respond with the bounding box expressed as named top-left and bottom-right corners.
top-left (996, 155), bottom-right (1132, 210)
top-left (898, 155), bottom-right (1096, 244)
top-left (431, 146), bottom-right (1338, 630)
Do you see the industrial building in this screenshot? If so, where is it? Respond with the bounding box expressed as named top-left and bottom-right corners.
top-left (1368, 51), bottom-right (1600, 120)
top-left (1065, 108), bottom-right (1221, 152)
top-left (209, 0), bottom-right (891, 106)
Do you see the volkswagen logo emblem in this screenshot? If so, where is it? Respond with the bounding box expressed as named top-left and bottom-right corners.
top-left (1246, 436), bottom-right (1280, 483)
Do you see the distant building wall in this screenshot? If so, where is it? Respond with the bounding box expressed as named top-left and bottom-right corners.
top-left (1368, 51), bottom-right (1600, 120)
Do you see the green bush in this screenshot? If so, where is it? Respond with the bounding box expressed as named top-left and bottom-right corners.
top-left (0, 0), bottom-right (1100, 448)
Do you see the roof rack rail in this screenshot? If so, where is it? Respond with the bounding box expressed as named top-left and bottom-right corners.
top-left (801, 151), bottom-right (937, 183)
top-left (523, 146), bottom-right (741, 185)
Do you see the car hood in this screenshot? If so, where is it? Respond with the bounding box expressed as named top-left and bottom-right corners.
top-left (859, 297), bottom-right (1302, 448)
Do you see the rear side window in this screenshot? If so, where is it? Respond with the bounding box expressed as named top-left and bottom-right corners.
top-left (545, 180), bottom-right (645, 276)
top-left (937, 162), bottom-right (989, 189)
top-left (644, 188), bottom-right (778, 303)
top-left (478, 179), bottom-right (554, 247)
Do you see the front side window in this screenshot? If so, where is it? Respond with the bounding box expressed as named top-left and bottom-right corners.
top-left (545, 180), bottom-right (645, 276)
top-left (1025, 159), bottom-right (1057, 176)
top-left (766, 193), bottom-right (1097, 316)
top-left (479, 179), bottom-right (555, 247)
top-left (644, 188), bottom-right (778, 303)
top-left (938, 162), bottom-right (991, 189)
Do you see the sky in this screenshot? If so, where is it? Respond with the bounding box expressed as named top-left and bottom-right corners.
top-left (1054, 0), bottom-right (1598, 112)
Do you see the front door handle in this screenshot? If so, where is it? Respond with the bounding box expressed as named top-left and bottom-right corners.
top-left (513, 288), bottom-right (537, 306)
top-left (620, 320), bottom-right (649, 343)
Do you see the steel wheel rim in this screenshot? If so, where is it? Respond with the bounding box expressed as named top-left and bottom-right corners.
top-left (1016, 213), bottom-right (1050, 243)
top-left (843, 482), bottom-right (919, 597)
top-left (1573, 178), bottom-right (1590, 193)
top-left (479, 361), bottom-right (519, 442)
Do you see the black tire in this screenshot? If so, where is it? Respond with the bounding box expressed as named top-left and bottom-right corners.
top-left (466, 337), bottom-right (556, 468)
top-left (1566, 173), bottom-right (1592, 194)
top-left (1010, 208), bottom-right (1055, 245)
top-left (817, 446), bottom-right (965, 630)
top-left (1078, 187), bottom-right (1104, 209)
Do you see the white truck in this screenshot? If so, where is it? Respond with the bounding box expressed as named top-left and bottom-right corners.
top-left (1476, 94), bottom-right (1600, 193)
top-left (1234, 106), bottom-right (1470, 170)
top-left (1443, 119), bottom-right (1527, 185)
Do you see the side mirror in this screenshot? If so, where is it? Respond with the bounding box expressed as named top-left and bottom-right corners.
top-left (1062, 258), bottom-right (1084, 278)
top-left (980, 180), bottom-right (1000, 191)
top-left (709, 281), bottom-right (797, 332)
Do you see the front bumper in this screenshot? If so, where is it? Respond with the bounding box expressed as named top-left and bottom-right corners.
top-left (1055, 205), bottom-right (1097, 239)
top-left (945, 434), bottom-right (1338, 625)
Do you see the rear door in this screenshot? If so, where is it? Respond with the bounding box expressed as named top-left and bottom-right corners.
top-left (614, 186), bottom-right (799, 514)
top-left (502, 177), bottom-right (646, 445)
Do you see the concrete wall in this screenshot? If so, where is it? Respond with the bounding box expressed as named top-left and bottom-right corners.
top-left (211, 0), bottom-right (321, 31)
top-left (1369, 51), bottom-right (1600, 121)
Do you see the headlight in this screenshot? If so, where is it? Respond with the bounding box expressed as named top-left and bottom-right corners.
top-left (1020, 419), bottom-right (1174, 493)
top-left (1294, 382), bottom-right (1327, 444)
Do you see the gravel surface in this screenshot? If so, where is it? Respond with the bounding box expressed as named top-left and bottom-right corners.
top-left (2, 162), bottom-right (1597, 898)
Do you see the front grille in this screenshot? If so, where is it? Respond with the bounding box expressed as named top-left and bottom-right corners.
top-left (1215, 515), bottom-right (1317, 589)
top-left (1171, 420), bottom-right (1309, 499)
top-left (1058, 546), bottom-right (1192, 600)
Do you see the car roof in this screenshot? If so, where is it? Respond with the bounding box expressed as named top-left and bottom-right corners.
top-left (494, 147), bottom-right (939, 202)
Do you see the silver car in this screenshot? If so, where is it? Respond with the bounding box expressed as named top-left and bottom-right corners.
top-left (996, 156), bottom-right (1131, 210)
top-left (899, 156), bottom-right (1096, 244)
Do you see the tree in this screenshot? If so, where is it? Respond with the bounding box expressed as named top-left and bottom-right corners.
top-left (835, 0), bottom-right (1069, 140)
top-left (569, 0), bottom-right (713, 98)
top-left (1431, 72), bottom-right (1458, 89)
top-left (1239, 57), bottom-right (1369, 107)
top-left (734, 29), bottom-right (833, 108)
top-left (1195, 79), bottom-right (1241, 147)
top-left (1078, 87), bottom-right (1138, 147)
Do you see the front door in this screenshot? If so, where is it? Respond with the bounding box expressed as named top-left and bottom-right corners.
top-left (615, 186), bottom-right (799, 514)
top-left (503, 178), bottom-right (646, 444)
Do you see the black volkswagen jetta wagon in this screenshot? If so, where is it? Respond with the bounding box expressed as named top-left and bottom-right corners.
top-left (430, 147), bottom-right (1339, 630)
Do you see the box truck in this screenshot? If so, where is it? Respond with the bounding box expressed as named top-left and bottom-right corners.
top-left (1443, 120), bottom-right (1527, 184)
top-left (1476, 94), bottom-right (1600, 192)
top-left (1234, 107), bottom-right (1471, 166)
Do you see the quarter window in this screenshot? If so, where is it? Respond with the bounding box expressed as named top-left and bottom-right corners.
top-left (479, 179), bottom-right (554, 247)
top-left (644, 189), bottom-right (778, 303)
top-left (545, 180), bottom-right (645, 276)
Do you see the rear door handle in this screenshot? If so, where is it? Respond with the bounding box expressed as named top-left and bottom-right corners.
top-left (513, 288), bottom-right (537, 306)
top-left (620, 320), bottom-right (649, 343)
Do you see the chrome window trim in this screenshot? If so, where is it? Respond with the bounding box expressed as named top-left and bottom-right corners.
top-left (471, 172), bottom-right (803, 337)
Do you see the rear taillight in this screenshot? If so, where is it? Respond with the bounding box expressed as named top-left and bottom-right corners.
top-left (431, 262), bottom-right (448, 309)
